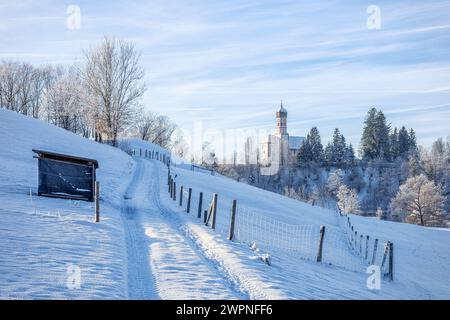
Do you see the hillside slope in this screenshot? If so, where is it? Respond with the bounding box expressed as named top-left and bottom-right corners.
top-left (161, 160), bottom-right (450, 299)
top-left (0, 109), bottom-right (133, 298)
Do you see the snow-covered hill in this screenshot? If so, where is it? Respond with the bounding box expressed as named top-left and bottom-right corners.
top-left (0, 108), bottom-right (133, 299)
top-left (1, 108), bottom-right (449, 299)
top-left (162, 153), bottom-right (450, 299)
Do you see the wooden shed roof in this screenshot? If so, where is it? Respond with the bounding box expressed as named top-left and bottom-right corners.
top-left (32, 149), bottom-right (99, 168)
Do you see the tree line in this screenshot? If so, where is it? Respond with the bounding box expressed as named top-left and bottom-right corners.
top-left (220, 108), bottom-right (449, 228)
top-left (296, 108), bottom-right (417, 167)
top-left (0, 37), bottom-right (184, 153)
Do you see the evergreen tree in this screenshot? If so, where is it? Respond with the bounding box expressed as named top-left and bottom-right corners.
top-left (332, 128), bottom-right (346, 163)
top-left (390, 127), bottom-right (399, 159)
top-left (360, 108), bottom-right (378, 160)
top-left (408, 128), bottom-right (417, 153)
top-left (324, 142), bottom-right (333, 164)
top-left (398, 126), bottom-right (410, 157)
top-left (374, 110), bottom-right (391, 160)
top-left (344, 143), bottom-right (355, 164)
top-left (297, 139), bottom-right (312, 164)
top-left (297, 127), bottom-right (323, 164)
top-left (309, 127), bottom-right (324, 162)
top-left (360, 108), bottom-right (391, 161)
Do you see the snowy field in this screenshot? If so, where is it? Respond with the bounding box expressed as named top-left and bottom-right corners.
top-left (1, 108), bottom-right (449, 299)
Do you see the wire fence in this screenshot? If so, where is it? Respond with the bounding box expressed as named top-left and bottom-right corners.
top-left (166, 168), bottom-right (394, 280)
top-left (336, 210), bottom-right (394, 279)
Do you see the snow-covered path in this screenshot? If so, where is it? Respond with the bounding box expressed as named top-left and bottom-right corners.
top-left (122, 158), bottom-right (242, 299)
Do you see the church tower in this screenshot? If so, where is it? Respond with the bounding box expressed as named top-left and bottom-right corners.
top-left (275, 100), bottom-right (288, 138)
top-left (275, 100), bottom-right (289, 166)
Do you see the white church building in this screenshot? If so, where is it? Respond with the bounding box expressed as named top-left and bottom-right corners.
top-left (260, 102), bottom-right (305, 166)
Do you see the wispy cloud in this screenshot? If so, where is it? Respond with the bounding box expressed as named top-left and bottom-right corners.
top-left (0, 0), bottom-right (449, 156)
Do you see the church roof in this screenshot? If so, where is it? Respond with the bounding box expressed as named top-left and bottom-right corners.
top-left (289, 136), bottom-right (305, 150)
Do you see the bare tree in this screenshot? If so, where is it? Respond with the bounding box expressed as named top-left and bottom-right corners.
top-left (44, 68), bottom-right (87, 134)
top-left (0, 61), bottom-right (58, 119)
top-left (82, 37), bottom-right (146, 146)
top-left (171, 128), bottom-right (189, 158)
top-left (134, 111), bottom-right (177, 149)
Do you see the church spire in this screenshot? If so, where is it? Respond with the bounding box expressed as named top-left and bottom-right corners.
top-left (276, 100), bottom-right (288, 136)
top-left (277, 99), bottom-right (287, 114)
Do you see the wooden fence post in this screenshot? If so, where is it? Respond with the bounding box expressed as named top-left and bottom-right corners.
top-left (365, 235), bottom-right (369, 261)
top-left (179, 186), bottom-right (183, 206)
top-left (197, 192), bottom-right (203, 219)
top-left (145, 149), bottom-right (147, 158)
top-left (140, 148), bottom-right (142, 157)
top-left (173, 182), bottom-right (176, 201)
top-left (316, 225), bottom-right (325, 262)
top-left (203, 209), bottom-right (208, 223)
top-left (371, 238), bottom-right (378, 265)
top-left (359, 234), bottom-right (363, 254)
top-left (94, 181), bottom-right (100, 223)
top-left (211, 193), bottom-right (218, 230)
top-left (388, 242), bottom-right (394, 281)
top-left (381, 241), bottom-right (390, 272)
top-left (228, 200), bottom-right (237, 240)
top-left (187, 188), bottom-right (192, 213)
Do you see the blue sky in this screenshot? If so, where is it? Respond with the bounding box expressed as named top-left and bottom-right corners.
top-left (1, 0), bottom-right (449, 160)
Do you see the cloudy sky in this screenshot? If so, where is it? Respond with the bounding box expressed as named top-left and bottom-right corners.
top-left (1, 0), bottom-right (449, 161)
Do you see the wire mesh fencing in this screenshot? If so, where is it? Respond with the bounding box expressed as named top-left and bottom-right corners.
top-left (166, 172), bottom-right (394, 278)
top-left (337, 211), bottom-right (394, 280)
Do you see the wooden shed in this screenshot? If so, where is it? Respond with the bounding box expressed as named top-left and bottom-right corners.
top-left (32, 149), bottom-right (99, 202)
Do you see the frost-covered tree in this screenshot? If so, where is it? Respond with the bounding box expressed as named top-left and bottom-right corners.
top-left (82, 37), bottom-right (146, 146)
top-left (43, 69), bottom-right (88, 135)
top-left (376, 207), bottom-right (384, 220)
top-left (390, 174), bottom-right (445, 226)
top-left (171, 128), bottom-right (189, 158)
top-left (135, 111), bottom-right (176, 149)
top-left (327, 169), bottom-right (344, 197)
top-left (337, 185), bottom-right (360, 214)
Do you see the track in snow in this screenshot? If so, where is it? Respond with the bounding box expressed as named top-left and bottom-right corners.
top-left (121, 159), bottom-right (242, 299)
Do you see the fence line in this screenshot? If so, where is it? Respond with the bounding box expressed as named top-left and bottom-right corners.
top-left (336, 207), bottom-right (394, 280)
top-left (166, 171), bottom-right (394, 280)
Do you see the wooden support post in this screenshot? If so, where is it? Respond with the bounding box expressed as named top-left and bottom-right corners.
top-left (211, 193), bottom-right (218, 230)
top-left (197, 192), bottom-right (203, 219)
top-left (228, 200), bottom-right (237, 241)
top-left (94, 181), bottom-right (100, 223)
top-left (203, 209), bottom-right (208, 223)
top-left (365, 235), bottom-right (370, 261)
top-left (316, 225), bottom-right (325, 262)
top-left (187, 188), bottom-right (192, 213)
top-left (359, 234), bottom-right (363, 254)
top-left (179, 186), bottom-right (183, 206)
top-left (371, 238), bottom-right (378, 265)
top-left (173, 182), bottom-right (176, 201)
top-left (381, 241), bottom-right (390, 274)
top-left (388, 242), bottom-right (394, 281)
